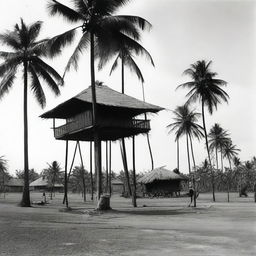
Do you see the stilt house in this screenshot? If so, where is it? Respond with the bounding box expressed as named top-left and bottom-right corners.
top-left (41, 85), bottom-right (163, 141)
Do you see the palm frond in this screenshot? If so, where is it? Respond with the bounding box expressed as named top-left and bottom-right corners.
top-left (0, 58), bottom-right (21, 77)
top-left (0, 68), bottom-right (17, 99)
top-left (47, 0), bottom-right (84, 22)
top-left (28, 65), bottom-right (46, 108)
top-left (28, 21), bottom-right (43, 44)
top-left (63, 32), bottom-right (90, 77)
top-left (30, 57), bottom-right (63, 85)
top-left (125, 54), bottom-right (144, 83)
top-left (30, 61), bottom-right (61, 96)
top-left (94, 0), bottom-right (132, 15)
top-left (0, 32), bottom-right (21, 50)
top-left (108, 53), bottom-right (120, 74)
top-left (46, 27), bottom-right (79, 58)
top-left (114, 15), bottom-right (152, 30)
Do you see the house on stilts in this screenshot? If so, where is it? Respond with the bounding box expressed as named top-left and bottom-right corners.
top-left (41, 84), bottom-right (163, 206)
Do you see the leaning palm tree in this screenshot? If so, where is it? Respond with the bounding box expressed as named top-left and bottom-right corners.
top-left (177, 60), bottom-right (229, 201)
top-left (208, 123), bottom-right (230, 170)
top-left (0, 19), bottom-right (63, 207)
top-left (47, 0), bottom-right (151, 201)
top-left (167, 105), bottom-right (204, 207)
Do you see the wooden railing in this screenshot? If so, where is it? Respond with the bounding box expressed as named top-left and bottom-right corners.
top-left (54, 111), bottom-right (150, 139)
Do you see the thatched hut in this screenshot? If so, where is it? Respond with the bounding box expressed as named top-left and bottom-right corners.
top-left (5, 178), bottom-right (24, 192)
top-left (111, 179), bottom-right (124, 194)
top-left (138, 167), bottom-right (187, 197)
top-left (29, 176), bottom-right (64, 192)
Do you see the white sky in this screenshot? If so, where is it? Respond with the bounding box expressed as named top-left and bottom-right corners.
top-left (0, 0), bottom-right (255, 175)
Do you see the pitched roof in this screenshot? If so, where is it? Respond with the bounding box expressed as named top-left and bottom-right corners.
top-left (138, 166), bottom-right (187, 184)
top-left (29, 176), bottom-right (63, 187)
top-left (6, 178), bottom-right (24, 187)
top-left (41, 85), bottom-right (163, 119)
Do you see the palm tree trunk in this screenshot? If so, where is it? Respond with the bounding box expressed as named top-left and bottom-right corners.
top-left (177, 138), bottom-right (180, 171)
top-left (90, 141), bottom-right (94, 200)
top-left (189, 134), bottom-right (197, 207)
top-left (142, 83), bottom-right (154, 170)
top-left (106, 141), bottom-right (109, 193)
top-left (215, 146), bottom-right (219, 170)
top-left (120, 141), bottom-right (132, 196)
top-left (189, 134), bottom-right (196, 170)
top-left (90, 32), bottom-right (102, 201)
top-left (82, 171), bottom-right (86, 202)
top-left (186, 134), bottom-right (191, 174)
top-left (220, 147), bottom-right (224, 172)
top-left (132, 136), bottom-right (137, 207)
top-left (120, 54), bottom-right (132, 197)
top-left (202, 101), bottom-right (215, 201)
top-left (21, 61), bottom-right (30, 207)
top-left (228, 156), bottom-right (232, 203)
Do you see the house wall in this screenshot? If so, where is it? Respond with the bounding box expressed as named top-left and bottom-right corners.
top-left (145, 180), bottom-right (181, 196)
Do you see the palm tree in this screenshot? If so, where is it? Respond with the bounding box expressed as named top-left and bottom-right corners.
top-left (43, 161), bottom-right (62, 200)
top-left (208, 123), bottom-right (230, 170)
top-left (177, 60), bottom-right (229, 201)
top-left (101, 39), bottom-right (154, 199)
top-left (167, 105), bottom-right (204, 207)
top-left (223, 140), bottom-right (240, 201)
top-left (47, 0), bottom-right (151, 201)
top-left (167, 105), bottom-right (204, 172)
top-left (0, 156), bottom-right (8, 198)
top-left (0, 19), bottom-right (63, 207)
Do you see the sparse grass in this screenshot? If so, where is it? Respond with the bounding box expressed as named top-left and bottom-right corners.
top-left (0, 192), bottom-right (255, 255)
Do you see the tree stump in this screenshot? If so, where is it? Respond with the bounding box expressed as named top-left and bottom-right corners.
top-left (97, 194), bottom-right (111, 210)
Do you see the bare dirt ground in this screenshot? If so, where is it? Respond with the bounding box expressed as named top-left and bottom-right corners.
top-left (0, 192), bottom-right (255, 256)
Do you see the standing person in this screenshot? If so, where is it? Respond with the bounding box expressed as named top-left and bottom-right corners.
top-left (188, 181), bottom-right (194, 207)
top-left (42, 192), bottom-right (46, 204)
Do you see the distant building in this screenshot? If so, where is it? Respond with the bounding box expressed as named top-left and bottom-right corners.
top-left (5, 178), bottom-right (24, 192)
top-left (111, 179), bottom-right (124, 194)
top-left (29, 176), bottom-right (64, 192)
top-left (138, 166), bottom-right (188, 197)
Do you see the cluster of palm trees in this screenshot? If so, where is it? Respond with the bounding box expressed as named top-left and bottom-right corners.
top-left (0, 0), bottom-right (154, 207)
top-left (168, 60), bottom-right (241, 202)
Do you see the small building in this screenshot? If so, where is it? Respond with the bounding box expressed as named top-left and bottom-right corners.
top-left (138, 166), bottom-right (187, 197)
top-left (5, 178), bottom-right (24, 192)
top-left (111, 179), bottom-right (124, 194)
top-left (29, 176), bottom-right (64, 192)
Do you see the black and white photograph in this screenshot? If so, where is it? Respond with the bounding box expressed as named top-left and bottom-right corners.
top-left (0, 0), bottom-right (255, 255)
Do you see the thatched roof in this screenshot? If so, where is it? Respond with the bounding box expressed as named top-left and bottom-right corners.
top-left (29, 177), bottom-right (63, 187)
top-left (6, 178), bottom-right (24, 187)
top-left (138, 166), bottom-right (187, 184)
top-left (41, 85), bottom-right (163, 119)
top-left (111, 179), bottom-right (124, 185)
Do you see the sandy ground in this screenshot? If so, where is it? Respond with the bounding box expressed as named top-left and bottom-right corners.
top-left (0, 192), bottom-right (255, 256)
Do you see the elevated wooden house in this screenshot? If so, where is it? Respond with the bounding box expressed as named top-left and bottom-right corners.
top-left (41, 85), bottom-right (163, 141)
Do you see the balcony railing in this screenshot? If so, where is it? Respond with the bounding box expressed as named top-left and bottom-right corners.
top-left (54, 111), bottom-right (150, 139)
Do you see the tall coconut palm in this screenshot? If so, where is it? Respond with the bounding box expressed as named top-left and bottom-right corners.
top-left (177, 60), bottom-right (229, 201)
top-left (100, 40), bottom-right (154, 198)
top-left (47, 0), bottom-right (151, 201)
top-left (167, 105), bottom-right (204, 173)
top-left (0, 19), bottom-right (63, 207)
top-left (208, 123), bottom-right (230, 170)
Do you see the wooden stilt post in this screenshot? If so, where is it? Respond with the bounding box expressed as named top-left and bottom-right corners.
top-left (64, 140), bottom-right (69, 208)
top-left (95, 130), bottom-right (102, 201)
top-left (90, 141), bottom-right (94, 201)
top-left (109, 141), bottom-right (112, 196)
top-left (106, 141), bottom-right (109, 193)
top-left (78, 141), bottom-right (86, 202)
top-left (132, 136), bottom-right (137, 207)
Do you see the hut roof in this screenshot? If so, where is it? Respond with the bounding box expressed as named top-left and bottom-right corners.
top-left (41, 85), bottom-right (163, 119)
top-left (138, 166), bottom-right (186, 184)
top-left (29, 177), bottom-right (63, 187)
top-left (111, 179), bottom-right (124, 185)
top-left (6, 178), bottom-right (24, 187)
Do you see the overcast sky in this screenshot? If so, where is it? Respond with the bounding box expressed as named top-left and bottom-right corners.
top-left (0, 0), bottom-right (255, 175)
